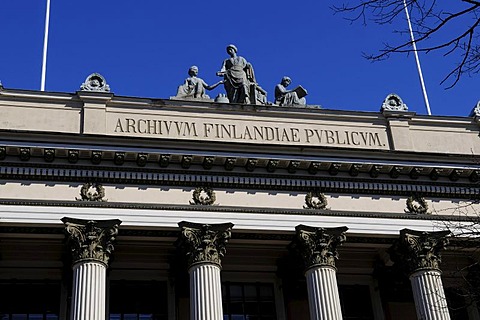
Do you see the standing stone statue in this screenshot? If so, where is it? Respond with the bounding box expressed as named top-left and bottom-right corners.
top-left (216, 44), bottom-right (257, 104)
top-left (174, 66), bottom-right (223, 100)
top-left (274, 76), bottom-right (307, 106)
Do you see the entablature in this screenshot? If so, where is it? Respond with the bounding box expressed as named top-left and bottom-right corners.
top-left (1, 88), bottom-right (480, 157)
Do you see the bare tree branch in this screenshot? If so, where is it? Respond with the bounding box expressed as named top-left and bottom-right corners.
top-left (333, 0), bottom-right (480, 88)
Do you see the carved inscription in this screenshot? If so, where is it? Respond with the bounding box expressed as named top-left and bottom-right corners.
top-left (111, 116), bottom-right (388, 149)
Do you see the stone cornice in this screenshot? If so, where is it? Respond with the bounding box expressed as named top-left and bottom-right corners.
top-left (0, 162), bottom-right (478, 198)
top-left (62, 217), bottom-right (122, 266)
top-left (177, 221), bottom-right (233, 269)
top-left (389, 228), bottom-right (450, 274)
top-left (292, 225), bottom-right (348, 270)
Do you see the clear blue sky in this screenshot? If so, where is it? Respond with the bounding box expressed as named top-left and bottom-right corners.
top-left (0, 0), bottom-right (477, 117)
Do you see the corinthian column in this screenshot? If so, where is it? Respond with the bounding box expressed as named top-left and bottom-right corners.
top-left (391, 229), bottom-right (451, 320)
top-left (293, 225), bottom-right (348, 320)
top-left (62, 217), bottom-right (121, 320)
top-left (177, 221), bottom-right (233, 320)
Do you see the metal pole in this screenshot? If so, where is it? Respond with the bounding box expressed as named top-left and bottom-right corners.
top-left (403, 0), bottom-right (432, 115)
top-left (41, 0), bottom-right (51, 91)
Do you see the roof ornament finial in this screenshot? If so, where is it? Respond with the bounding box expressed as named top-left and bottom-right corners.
top-left (470, 100), bottom-right (480, 117)
top-left (80, 73), bottom-right (110, 92)
top-left (381, 93), bottom-right (408, 112)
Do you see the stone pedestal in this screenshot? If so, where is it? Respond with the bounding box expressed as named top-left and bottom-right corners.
top-left (62, 217), bottom-right (121, 320)
top-left (177, 221), bottom-right (234, 320)
top-left (391, 229), bottom-right (451, 320)
top-left (293, 225), bottom-right (348, 320)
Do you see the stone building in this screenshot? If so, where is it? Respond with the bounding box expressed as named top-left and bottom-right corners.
top-left (1, 84), bottom-right (480, 320)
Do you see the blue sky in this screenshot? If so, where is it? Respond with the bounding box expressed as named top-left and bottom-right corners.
top-left (0, 0), bottom-right (477, 117)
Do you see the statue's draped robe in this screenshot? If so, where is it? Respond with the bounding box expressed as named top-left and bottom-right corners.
top-left (274, 84), bottom-right (304, 106)
top-left (176, 77), bottom-right (209, 99)
top-left (220, 56), bottom-right (255, 103)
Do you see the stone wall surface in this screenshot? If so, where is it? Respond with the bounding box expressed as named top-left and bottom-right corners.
top-left (1, 89), bottom-right (479, 156)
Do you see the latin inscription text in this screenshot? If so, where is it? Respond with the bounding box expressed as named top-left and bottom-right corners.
top-left (113, 118), bottom-right (386, 148)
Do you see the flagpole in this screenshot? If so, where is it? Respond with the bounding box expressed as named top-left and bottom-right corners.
top-left (403, 0), bottom-right (432, 115)
top-left (41, 0), bottom-right (51, 91)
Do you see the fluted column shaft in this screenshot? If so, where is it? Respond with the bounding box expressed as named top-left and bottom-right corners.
top-left (177, 221), bottom-right (233, 320)
top-left (306, 266), bottom-right (343, 320)
top-left (62, 217), bottom-right (121, 320)
top-left (410, 270), bottom-right (450, 320)
top-left (292, 225), bottom-right (348, 320)
top-left (390, 229), bottom-right (451, 320)
top-left (189, 263), bottom-right (223, 320)
top-left (70, 261), bottom-right (107, 320)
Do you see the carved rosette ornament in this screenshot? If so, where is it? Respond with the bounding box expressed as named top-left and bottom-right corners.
top-left (390, 229), bottom-right (450, 274)
top-left (62, 217), bottom-right (121, 266)
top-left (177, 221), bottom-right (234, 268)
top-left (381, 93), bottom-right (408, 112)
top-left (77, 182), bottom-right (106, 202)
top-left (304, 191), bottom-right (328, 209)
top-left (405, 194), bottom-right (428, 214)
top-left (293, 225), bottom-right (348, 270)
top-left (190, 187), bottom-right (216, 205)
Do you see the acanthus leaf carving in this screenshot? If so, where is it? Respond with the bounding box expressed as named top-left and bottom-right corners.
top-left (292, 225), bottom-right (348, 270)
top-left (62, 217), bottom-right (121, 266)
top-left (389, 228), bottom-right (450, 274)
top-left (177, 221), bottom-right (233, 268)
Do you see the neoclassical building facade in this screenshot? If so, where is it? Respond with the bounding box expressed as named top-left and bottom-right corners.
top-left (1, 83), bottom-right (480, 320)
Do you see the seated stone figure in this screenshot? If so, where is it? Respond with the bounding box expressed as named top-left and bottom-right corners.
top-left (274, 76), bottom-right (307, 106)
top-left (174, 66), bottom-right (223, 100)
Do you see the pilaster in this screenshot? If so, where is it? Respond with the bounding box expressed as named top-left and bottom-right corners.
top-left (77, 91), bottom-right (112, 135)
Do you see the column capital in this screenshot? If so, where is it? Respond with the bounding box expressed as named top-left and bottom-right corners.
top-left (391, 228), bottom-right (450, 274)
top-left (293, 225), bottom-right (348, 270)
top-left (177, 221), bottom-right (234, 269)
top-left (62, 217), bottom-right (121, 266)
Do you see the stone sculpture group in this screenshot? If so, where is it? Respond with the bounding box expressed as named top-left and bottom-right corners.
top-left (173, 44), bottom-right (308, 106)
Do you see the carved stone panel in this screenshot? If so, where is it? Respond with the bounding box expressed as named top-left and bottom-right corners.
top-left (389, 228), bottom-right (450, 274)
top-left (62, 217), bottom-right (121, 266)
top-left (177, 221), bottom-right (233, 268)
top-left (292, 225), bottom-right (348, 270)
